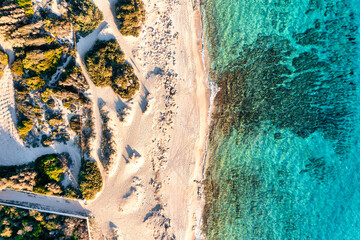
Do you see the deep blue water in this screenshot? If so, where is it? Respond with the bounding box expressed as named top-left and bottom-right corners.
top-left (202, 0), bottom-right (360, 239)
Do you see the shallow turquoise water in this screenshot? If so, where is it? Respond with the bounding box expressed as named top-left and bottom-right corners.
top-left (202, 0), bottom-right (360, 239)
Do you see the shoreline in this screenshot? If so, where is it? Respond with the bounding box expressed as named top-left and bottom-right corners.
top-left (187, 0), bottom-right (216, 238)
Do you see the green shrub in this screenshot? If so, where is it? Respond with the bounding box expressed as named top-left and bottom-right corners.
top-left (64, 186), bottom-right (80, 199)
top-left (0, 154), bottom-right (71, 196)
top-left (79, 161), bottom-right (103, 200)
top-left (33, 185), bottom-right (50, 195)
top-left (69, 115), bottom-right (81, 133)
top-left (14, 0), bottom-right (34, 16)
top-left (23, 48), bottom-right (62, 75)
top-left (17, 119), bottom-right (33, 139)
top-left (41, 135), bottom-right (54, 146)
top-left (0, 50), bottom-right (8, 78)
top-left (35, 154), bottom-right (65, 182)
top-left (40, 88), bottom-right (53, 102)
top-left (24, 76), bottom-right (45, 90)
top-left (49, 116), bottom-right (64, 127)
top-left (0, 50), bottom-right (8, 66)
top-left (85, 40), bottom-right (124, 87)
top-left (0, 226), bottom-right (12, 238)
top-left (115, 0), bottom-right (145, 37)
top-left (11, 58), bottom-right (24, 76)
top-left (85, 40), bottom-right (139, 99)
top-left (67, 0), bottom-right (104, 37)
top-left (0, 163), bottom-right (34, 179)
top-left (0, 205), bottom-right (89, 239)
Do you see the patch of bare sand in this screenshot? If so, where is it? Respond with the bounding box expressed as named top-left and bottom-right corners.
top-left (77, 0), bottom-right (210, 239)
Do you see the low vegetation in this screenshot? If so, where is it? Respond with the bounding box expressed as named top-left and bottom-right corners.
top-left (24, 76), bottom-right (46, 90)
top-left (22, 47), bottom-right (63, 75)
top-left (85, 39), bottom-right (139, 99)
top-left (0, 1), bottom-right (94, 145)
top-left (99, 106), bottom-right (116, 172)
top-left (78, 160), bottom-right (103, 200)
top-left (16, 119), bottom-right (33, 139)
top-left (11, 58), bottom-right (24, 76)
top-left (78, 110), bottom-right (95, 161)
top-left (35, 154), bottom-right (66, 182)
top-left (0, 50), bottom-right (8, 78)
top-left (12, 54), bottom-right (91, 144)
top-left (67, 0), bottom-right (104, 38)
top-left (115, 0), bottom-right (145, 37)
top-left (14, 0), bottom-right (34, 16)
top-left (0, 205), bottom-right (89, 239)
top-left (0, 164), bottom-right (36, 192)
top-left (0, 154), bottom-right (70, 196)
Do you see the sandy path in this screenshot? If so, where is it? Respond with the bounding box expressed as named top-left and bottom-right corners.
top-left (0, 188), bottom-right (89, 216)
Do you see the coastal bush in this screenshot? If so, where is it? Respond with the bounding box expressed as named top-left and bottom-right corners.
top-left (17, 119), bottom-right (33, 140)
top-left (64, 186), bottom-right (80, 199)
top-left (99, 107), bottom-right (116, 171)
top-left (0, 170), bottom-right (37, 192)
top-left (58, 62), bottom-right (89, 92)
top-left (85, 39), bottom-right (139, 99)
top-left (80, 111), bottom-right (95, 159)
top-left (0, 205), bottom-right (89, 239)
top-left (115, 0), bottom-right (145, 37)
top-left (14, 0), bottom-right (34, 16)
top-left (43, 15), bottom-right (72, 39)
top-left (11, 58), bottom-right (24, 76)
top-left (5, 2), bottom-right (92, 148)
top-left (78, 160), bottom-right (103, 200)
top-left (67, 0), bottom-right (104, 37)
top-left (49, 117), bottom-right (64, 127)
top-left (0, 50), bottom-right (8, 65)
top-left (70, 115), bottom-right (81, 133)
top-left (35, 154), bottom-right (66, 182)
top-left (0, 50), bottom-right (8, 78)
top-left (24, 76), bottom-right (46, 90)
top-left (40, 88), bottom-right (53, 102)
top-left (85, 40), bottom-right (124, 86)
top-left (23, 48), bottom-right (62, 75)
top-left (0, 160), bottom-right (68, 195)
top-left (41, 135), bottom-right (54, 146)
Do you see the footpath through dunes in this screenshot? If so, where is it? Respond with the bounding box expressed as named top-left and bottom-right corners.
top-left (74, 0), bottom-right (209, 239)
top-left (0, 188), bottom-right (89, 217)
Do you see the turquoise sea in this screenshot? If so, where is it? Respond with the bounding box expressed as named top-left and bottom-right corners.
top-left (202, 0), bottom-right (360, 239)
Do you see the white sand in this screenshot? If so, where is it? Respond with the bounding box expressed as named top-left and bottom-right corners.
top-left (81, 0), bottom-right (210, 238)
top-left (0, 0), bottom-right (210, 238)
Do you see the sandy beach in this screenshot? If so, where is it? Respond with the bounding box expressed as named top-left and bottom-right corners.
top-left (0, 0), bottom-right (209, 238)
top-left (77, 0), bottom-right (210, 238)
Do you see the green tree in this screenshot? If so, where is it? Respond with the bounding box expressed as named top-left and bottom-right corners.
top-left (24, 76), bottom-right (45, 90)
top-left (79, 161), bottom-right (103, 200)
top-left (115, 0), bottom-right (145, 37)
top-left (36, 155), bottom-right (65, 182)
top-left (17, 119), bottom-right (33, 140)
top-left (85, 40), bottom-right (139, 99)
top-left (67, 0), bottom-right (104, 37)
